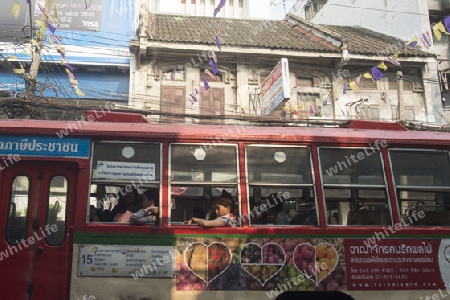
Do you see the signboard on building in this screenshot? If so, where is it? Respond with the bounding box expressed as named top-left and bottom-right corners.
top-left (261, 58), bottom-right (291, 116)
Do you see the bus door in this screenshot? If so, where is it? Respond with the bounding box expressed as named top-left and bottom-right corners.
top-left (1, 161), bottom-right (78, 300)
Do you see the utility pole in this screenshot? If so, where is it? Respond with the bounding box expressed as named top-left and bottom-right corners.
top-left (27, 0), bottom-right (52, 95)
top-left (397, 71), bottom-right (404, 122)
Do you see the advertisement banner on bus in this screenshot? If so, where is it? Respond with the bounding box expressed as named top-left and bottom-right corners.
top-left (172, 237), bottom-right (450, 292)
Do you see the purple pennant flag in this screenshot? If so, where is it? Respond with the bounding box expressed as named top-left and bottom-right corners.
top-left (216, 35), bottom-right (221, 51)
top-left (201, 77), bottom-right (210, 90)
top-left (26, 0), bottom-right (30, 4)
top-left (208, 60), bottom-right (219, 74)
top-left (444, 16), bottom-right (450, 33)
top-left (343, 84), bottom-right (348, 94)
top-left (371, 66), bottom-right (384, 80)
top-left (64, 63), bottom-right (74, 73)
top-left (214, 0), bottom-right (227, 17)
top-left (45, 21), bottom-right (56, 34)
top-left (189, 94), bottom-right (198, 102)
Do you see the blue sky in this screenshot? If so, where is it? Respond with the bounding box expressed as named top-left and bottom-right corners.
top-left (271, 0), bottom-right (297, 19)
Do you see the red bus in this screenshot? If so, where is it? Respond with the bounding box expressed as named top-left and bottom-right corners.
top-left (1, 111), bottom-right (449, 300)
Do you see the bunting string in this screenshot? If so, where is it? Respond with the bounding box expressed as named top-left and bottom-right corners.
top-left (10, 0), bottom-right (85, 97)
top-left (186, 1), bottom-right (227, 104)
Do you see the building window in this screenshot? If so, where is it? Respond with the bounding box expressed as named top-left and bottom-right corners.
top-left (210, 0), bottom-right (215, 7)
top-left (239, 0), bottom-right (243, 7)
top-left (358, 78), bottom-right (378, 90)
top-left (296, 93), bottom-right (321, 117)
top-left (181, 0), bottom-right (186, 4)
top-left (440, 71), bottom-right (450, 92)
top-left (361, 106), bottom-right (379, 120)
top-left (200, 69), bottom-right (222, 82)
top-left (161, 86), bottom-right (186, 123)
top-left (229, 0), bottom-right (234, 6)
top-left (191, 0), bottom-right (196, 4)
top-left (392, 106), bottom-right (414, 121)
top-left (296, 77), bottom-right (314, 87)
top-left (162, 70), bottom-right (185, 81)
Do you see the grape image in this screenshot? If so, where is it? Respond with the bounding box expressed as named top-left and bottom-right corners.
top-left (240, 243), bottom-right (262, 264)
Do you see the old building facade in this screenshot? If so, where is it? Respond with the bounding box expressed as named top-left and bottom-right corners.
top-left (129, 0), bottom-right (437, 124)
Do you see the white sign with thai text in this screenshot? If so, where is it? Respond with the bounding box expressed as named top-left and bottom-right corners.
top-left (96, 161), bottom-right (155, 180)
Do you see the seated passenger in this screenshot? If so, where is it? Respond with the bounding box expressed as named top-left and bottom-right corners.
top-left (308, 206), bottom-right (318, 226)
top-left (89, 205), bottom-right (100, 222)
top-left (332, 212), bottom-right (340, 225)
top-left (130, 189), bottom-right (159, 225)
top-left (190, 191), bottom-right (238, 227)
top-left (111, 188), bottom-right (139, 223)
top-left (267, 193), bottom-right (290, 225)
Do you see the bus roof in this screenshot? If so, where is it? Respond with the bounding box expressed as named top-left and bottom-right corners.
top-left (0, 113), bottom-right (449, 147)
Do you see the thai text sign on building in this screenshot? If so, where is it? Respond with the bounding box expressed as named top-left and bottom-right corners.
top-left (261, 58), bottom-right (290, 115)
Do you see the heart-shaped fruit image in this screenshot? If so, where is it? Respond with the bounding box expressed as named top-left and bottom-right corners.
top-left (293, 243), bottom-right (338, 285)
top-left (240, 242), bottom-right (285, 285)
top-left (184, 242), bottom-right (231, 284)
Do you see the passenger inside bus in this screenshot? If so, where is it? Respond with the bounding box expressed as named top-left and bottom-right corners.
top-left (97, 187), bottom-right (140, 222)
top-left (189, 190), bottom-right (238, 227)
top-left (332, 212), bottom-right (340, 225)
top-left (113, 188), bottom-right (141, 222)
top-left (266, 193), bottom-right (290, 225)
top-left (130, 189), bottom-right (159, 225)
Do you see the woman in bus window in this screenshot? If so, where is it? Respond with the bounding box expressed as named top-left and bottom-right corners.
top-left (130, 189), bottom-right (159, 225)
top-left (190, 191), bottom-right (238, 227)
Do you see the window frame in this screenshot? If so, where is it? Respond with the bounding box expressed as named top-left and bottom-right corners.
top-left (245, 144), bottom-right (317, 226)
top-left (168, 143), bottom-right (240, 226)
top-left (318, 146), bottom-right (393, 226)
top-left (6, 174), bottom-right (31, 244)
top-left (45, 175), bottom-right (69, 246)
top-left (388, 148), bottom-right (450, 226)
top-left (88, 141), bottom-right (163, 224)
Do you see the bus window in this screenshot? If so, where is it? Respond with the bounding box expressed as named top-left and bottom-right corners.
top-left (6, 175), bottom-right (30, 244)
top-left (169, 144), bottom-right (239, 225)
top-left (246, 145), bottom-right (315, 226)
top-left (319, 147), bottom-right (392, 226)
top-left (389, 149), bottom-right (450, 226)
top-left (46, 176), bottom-right (68, 245)
top-left (89, 142), bottom-right (161, 223)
